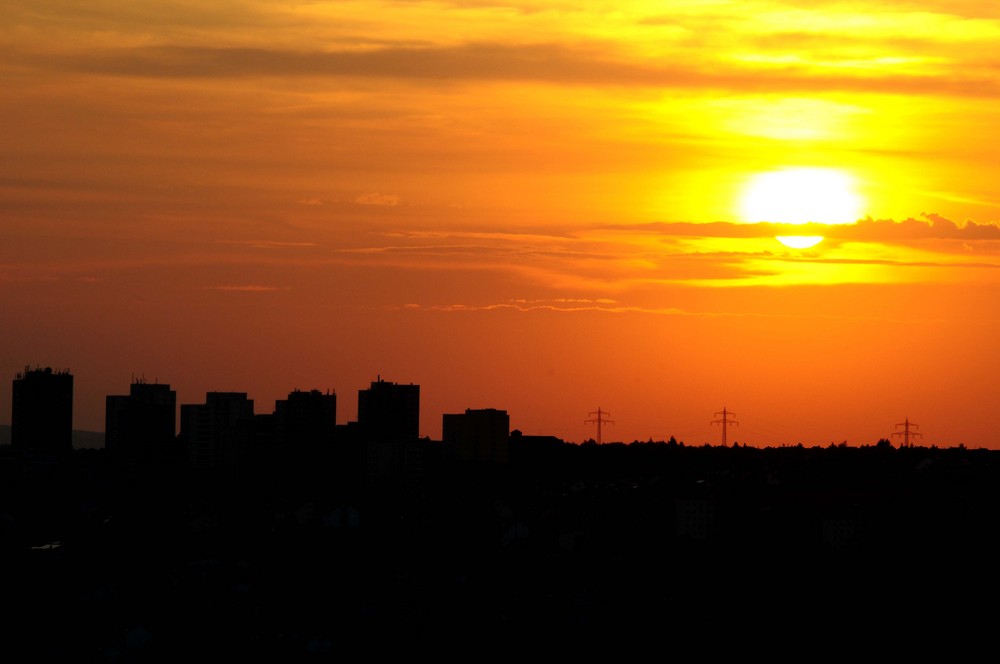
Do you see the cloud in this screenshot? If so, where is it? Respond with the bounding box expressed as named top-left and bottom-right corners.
top-left (307, 215), bottom-right (1000, 293)
top-left (204, 284), bottom-right (288, 292)
top-left (611, 216), bottom-right (1000, 242)
top-left (398, 300), bottom-right (691, 315)
top-left (26, 42), bottom-right (1000, 98)
top-left (355, 192), bottom-right (401, 207)
top-left (840, 215), bottom-right (1000, 241)
top-left (781, 255), bottom-right (1000, 270)
top-left (219, 240), bottom-right (319, 249)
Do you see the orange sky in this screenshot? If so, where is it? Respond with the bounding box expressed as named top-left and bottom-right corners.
top-left (2, 1), bottom-right (1000, 447)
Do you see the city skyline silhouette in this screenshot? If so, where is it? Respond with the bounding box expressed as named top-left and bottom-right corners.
top-left (4, 362), bottom-right (1000, 657)
top-left (1, 364), bottom-right (959, 451)
top-left (5, 0), bottom-right (1000, 655)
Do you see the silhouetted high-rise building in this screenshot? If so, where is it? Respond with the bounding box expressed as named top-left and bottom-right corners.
top-left (274, 389), bottom-right (337, 450)
top-left (443, 408), bottom-right (510, 465)
top-left (356, 376), bottom-right (422, 490)
top-left (179, 392), bottom-right (254, 471)
top-left (357, 376), bottom-right (419, 443)
top-left (106, 379), bottom-right (177, 463)
top-left (270, 388), bottom-right (340, 487)
top-left (11, 366), bottom-right (73, 455)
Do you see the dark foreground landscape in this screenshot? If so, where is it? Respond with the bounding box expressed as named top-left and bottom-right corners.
top-left (4, 438), bottom-right (999, 658)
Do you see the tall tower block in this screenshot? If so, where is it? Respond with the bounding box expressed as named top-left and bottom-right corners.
top-left (12, 366), bottom-right (73, 455)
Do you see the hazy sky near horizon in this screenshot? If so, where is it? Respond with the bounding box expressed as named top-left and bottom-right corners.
top-left (3, 1), bottom-right (1000, 447)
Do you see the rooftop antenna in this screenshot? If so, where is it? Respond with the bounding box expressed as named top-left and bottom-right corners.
top-left (712, 407), bottom-right (739, 446)
top-left (585, 408), bottom-right (615, 445)
top-left (892, 417), bottom-right (922, 448)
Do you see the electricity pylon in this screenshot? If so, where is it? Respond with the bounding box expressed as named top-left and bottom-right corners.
top-left (892, 417), bottom-right (922, 448)
top-left (711, 407), bottom-right (738, 446)
top-left (585, 408), bottom-right (615, 445)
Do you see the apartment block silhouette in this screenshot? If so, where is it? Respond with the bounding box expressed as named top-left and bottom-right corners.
top-left (443, 408), bottom-right (510, 464)
top-left (358, 376), bottom-right (419, 443)
top-left (179, 392), bottom-right (255, 472)
top-left (273, 388), bottom-right (337, 451)
top-left (106, 379), bottom-right (177, 463)
top-left (353, 376), bottom-right (422, 490)
top-left (11, 366), bottom-right (73, 456)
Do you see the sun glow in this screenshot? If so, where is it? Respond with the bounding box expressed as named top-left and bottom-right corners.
top-left (739, 168), bottom-right (865, 248)
top-left (774, 235), bottom-right (825, 249)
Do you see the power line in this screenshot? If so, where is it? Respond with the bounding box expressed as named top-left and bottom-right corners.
top-left (585, 408), bottom-right (615, 445)
top-left (711, 407), bottom-right (739, 446)
top-left (892, 417), bottom-right (922, 448)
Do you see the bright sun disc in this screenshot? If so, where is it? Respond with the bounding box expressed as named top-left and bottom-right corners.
top-left (774, 235), bottom-right (824, 249)
top-left (739, 167), bottom-right (864, 248)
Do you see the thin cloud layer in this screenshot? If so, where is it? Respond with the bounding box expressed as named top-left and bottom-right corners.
top-left (205, 285), bottom-right (288, 292)
top-left (13, 42), bottom-right (998, 100)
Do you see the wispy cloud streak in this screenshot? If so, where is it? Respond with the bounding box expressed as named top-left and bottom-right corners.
top-left (15, 42), bottom-right (1000, 98)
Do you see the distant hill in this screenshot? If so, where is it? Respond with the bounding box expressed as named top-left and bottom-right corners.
top-left (0, 425), bottom-right (104, 449)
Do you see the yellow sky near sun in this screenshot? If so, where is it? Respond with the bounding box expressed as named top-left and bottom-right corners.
top-left (4, 0), bottom-right (1000, 226)
top-left (4, 0), bottom-right (1000, 282)
top-left (3, 0), bottom-right (1000, 293)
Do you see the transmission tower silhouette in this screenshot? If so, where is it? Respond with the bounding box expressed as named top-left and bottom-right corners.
top-left (711, 407), bottom-right (738, 446)
top-left (892, 417), bottom-right (922, 448)
top-left (585, 408), bottom-right (615, 445)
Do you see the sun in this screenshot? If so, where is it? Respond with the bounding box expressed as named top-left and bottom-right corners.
top-left (739, 167), bottom-right (865, 248)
